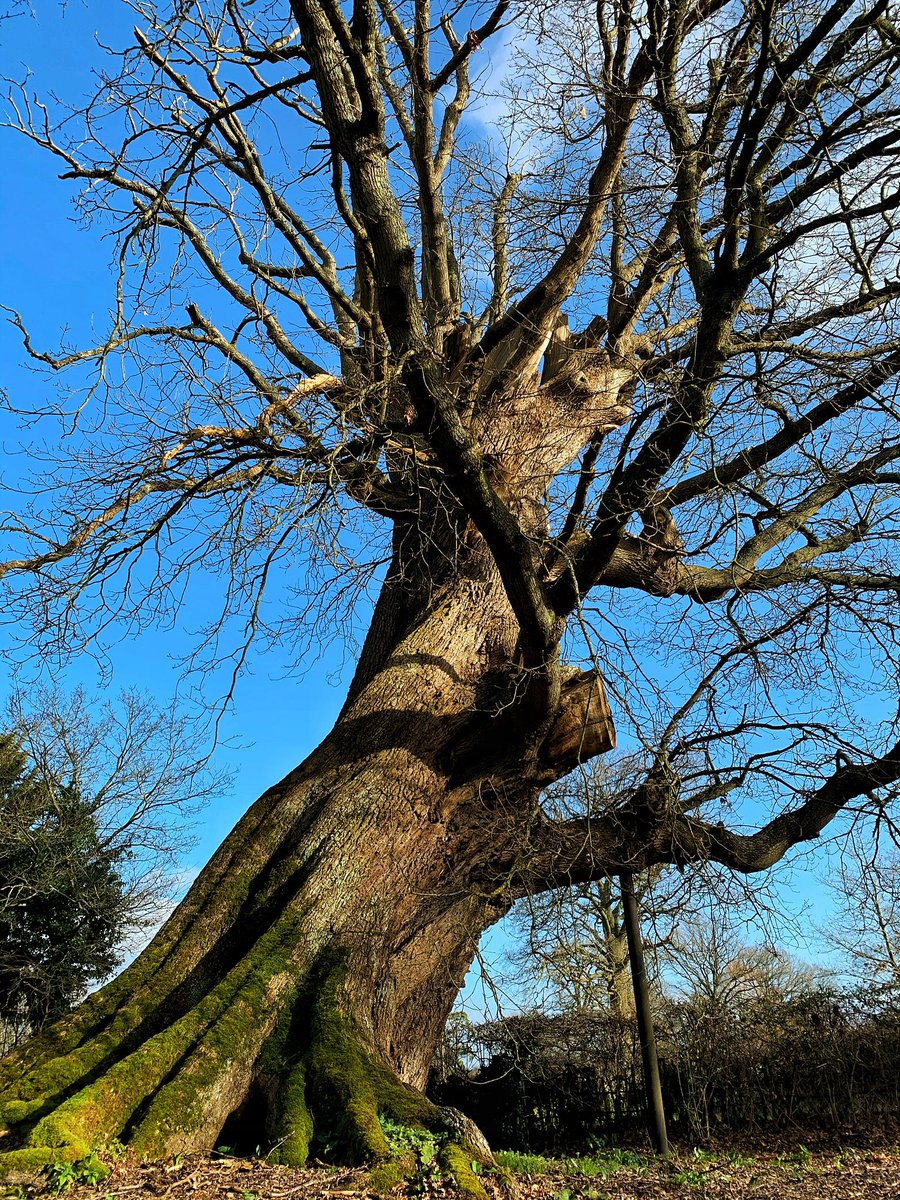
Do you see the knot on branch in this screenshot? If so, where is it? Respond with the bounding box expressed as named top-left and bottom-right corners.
top-left (638, 504), bottom-right (685, 590)
top-left (541, 349), bottom-right (632, 430)
top-left (598, 505), bottom-right (685, 596)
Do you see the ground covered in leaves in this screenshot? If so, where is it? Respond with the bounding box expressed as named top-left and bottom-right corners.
top-left (3, 1140), bottom-right (900, 1200)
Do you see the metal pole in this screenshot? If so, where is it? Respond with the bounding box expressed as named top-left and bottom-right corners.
top-left (619, 870), bottom-right (670, 1157)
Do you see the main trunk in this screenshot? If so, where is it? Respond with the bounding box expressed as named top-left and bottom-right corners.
top-left (0, 557), bottom-right (607, 1183)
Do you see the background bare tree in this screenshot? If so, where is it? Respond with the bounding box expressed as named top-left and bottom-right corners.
top-left (432, 910), bottom-right (835, 1148)
top-left (0, 687), bottom-right (221, 1052)
top-left (507, 761), bottom-right (685, 1018)
top-left (824, 833), bottom-right (900, 990)
top-left (6, 687), bottom-right (223, 922)
top-left (1, 0), bottom-right (900, 1181)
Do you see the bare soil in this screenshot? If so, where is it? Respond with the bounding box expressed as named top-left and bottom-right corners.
top-left (4, 1144), bottom-right (900, 1200)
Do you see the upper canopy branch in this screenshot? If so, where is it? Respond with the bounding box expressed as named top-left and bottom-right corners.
top-left (658, 352), bottom-right (900, 502)
top-left (2, 0), bottom-right (900, 772)
top-left (428, 1), bottom-right (511, 93)
top-left (290, 0), bottom-right (424, 353)
top-left (125, 27), bottom-right (360, 336)
top-left (545, 0), bottom-right (900, 616)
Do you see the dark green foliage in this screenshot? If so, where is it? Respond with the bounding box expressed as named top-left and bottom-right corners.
top-left (0, 734), bottom-right (125, 1039)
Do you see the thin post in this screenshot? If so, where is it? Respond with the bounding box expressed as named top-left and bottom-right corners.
top-left (619, 870), bottom-right (670, 1157)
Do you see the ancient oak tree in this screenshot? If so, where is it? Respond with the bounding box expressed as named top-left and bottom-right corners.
top-left (2, 0), bottom-right (900, 1181)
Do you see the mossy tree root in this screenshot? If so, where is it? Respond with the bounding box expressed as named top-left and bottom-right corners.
top-left (0, 960), bottom-right (157, 1121)
top-left (1, 954), bottom-right (492, 1198)
top-left (0, 906), bottom-right (231, 1134)
top-left (0, 767), bottom-right (312, 1117)
top-left (0, 917), bottom-right (307, 1173)
top-left (264, 966), bottom-right (492, 1197)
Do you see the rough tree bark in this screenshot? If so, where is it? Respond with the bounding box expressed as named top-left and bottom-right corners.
top-left (2, 0), bottom-right (900, 1186)
top-left (0, 530), bottom-right (616, 1184)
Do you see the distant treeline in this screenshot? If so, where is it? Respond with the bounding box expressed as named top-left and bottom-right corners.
top-left (429, 987), bottom-right (900, 1150)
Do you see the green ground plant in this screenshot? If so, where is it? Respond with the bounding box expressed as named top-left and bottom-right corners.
top-left (494, 1149), bottom-right (651, 1177)
top-left (42, 1152), bottom-right (109, 1194)
top-left (377, 1115), bottom-right (445, 1166)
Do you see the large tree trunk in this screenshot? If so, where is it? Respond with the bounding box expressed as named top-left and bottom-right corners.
top-left (0, 555), bottom-right (610, 1186)
top-left (6, 0), bottom-right (900, 1184)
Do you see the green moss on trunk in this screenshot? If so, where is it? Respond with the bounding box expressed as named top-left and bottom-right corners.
top-left (1, 940), bottom-right (495, 1194)
top-left (261, 960), bottom-right (491, 1197)
top-left (2, 945), bottom-right (494, 1197)
top-left (268, 1060), bottom-right (314, 1165)
top-left (441, 1144), bottom-right (490, 1199)
top-left (0, 916), bottom-right (306, 1169)
top-left (301, 965), bottom-right (434, 1161)
top-left (0, 1144), bottom-right (81, 1178)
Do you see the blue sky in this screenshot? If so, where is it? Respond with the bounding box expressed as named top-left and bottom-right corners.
top-left (0, 3), bottom-right (353, 868)
top-left (0, 1), bottom-right (866, 1004)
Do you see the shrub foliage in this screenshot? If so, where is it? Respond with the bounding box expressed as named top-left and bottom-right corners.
top-left (431, 988), bottom-right (900, 1149)
top-left (0, 734), bottom-right (125, 1044)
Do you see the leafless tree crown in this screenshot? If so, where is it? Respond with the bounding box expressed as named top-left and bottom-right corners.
top-left (3, 0), bottom-right (900, 868)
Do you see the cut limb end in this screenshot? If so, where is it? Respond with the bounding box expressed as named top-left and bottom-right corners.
top-left (539, 669), bottom-right (616, 773)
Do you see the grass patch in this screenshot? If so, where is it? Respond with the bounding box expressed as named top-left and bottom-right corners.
top-left (494, 1152), bottom-right (558, 1174)
top-left (494, 1149), bottom-right (651, 1177)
